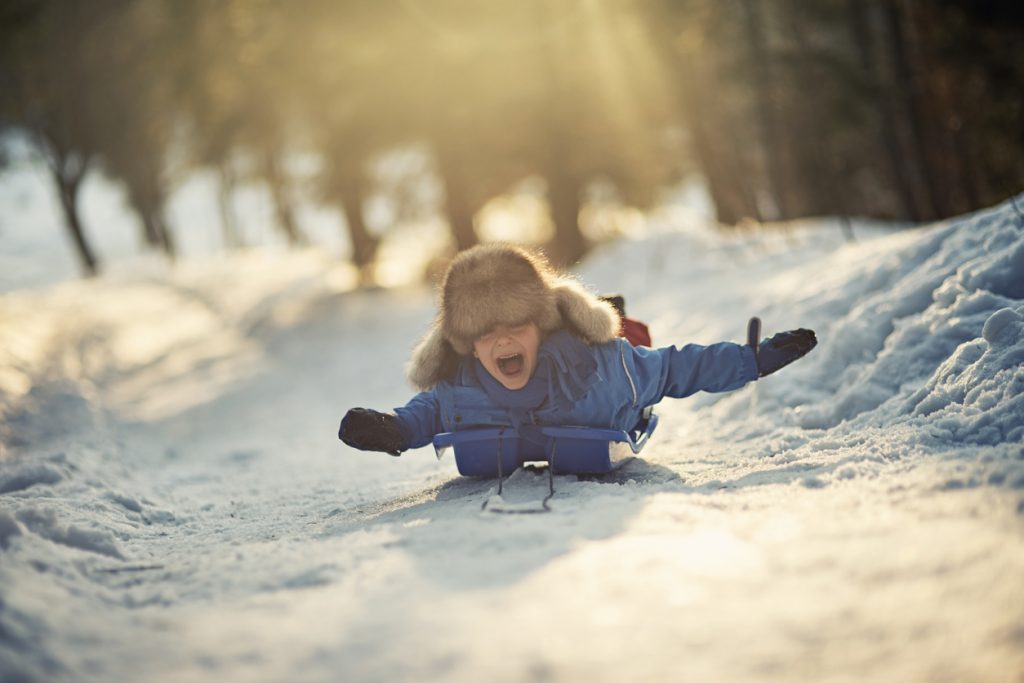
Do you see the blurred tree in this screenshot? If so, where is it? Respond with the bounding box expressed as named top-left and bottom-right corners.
top-left (527, 0), bottom-right (681, 263)
top-left (901, 0), bottom-right (1024, 214)
top-left (299, 0), bottom-right (412, 277)
top-left (91, 0), bottom-right (180, 257)
top-left (739, 0), bottom-right (790, 220)
top-left (532, 0), bottom-right (594, 264)
top-left (846, 0), bottom-right (919, 219)
top-left (172, 0), bottom-right (247, 250)
top-left (648, 0), bottom-right (1023, 226)
top-left (171, 0), bottom-right (249, 249)
top-left (4, 0), bottom-right (1022, 283)
top-left (387, 0), bottom-right (679, 264)
top-left (406, 0), bottom-right (543, 254)
top-left (235, 0), bottom-right (308, 248)
top-left (409, 0), bottom-right (677, 264)
top-left (569, 1), bottom-right (682, 235)
top-left (877, 0), bottom-right (943, 219)
top-left (770, 1), bottom-right (867, 222)
top-left (646, 0), bottom-right (765, 224)
top-left (0, 0), bottom-right (112, 275)
top-left (176, 0), bottom-right (307, 250)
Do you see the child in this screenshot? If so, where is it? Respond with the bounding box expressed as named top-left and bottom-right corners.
top-left (339, 244), bottom-right (816, 456)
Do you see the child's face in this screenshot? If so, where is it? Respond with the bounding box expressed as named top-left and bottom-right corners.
top-left (472, 322), bottom-right (541, 390)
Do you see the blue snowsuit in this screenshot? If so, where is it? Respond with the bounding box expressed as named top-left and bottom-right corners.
top-left (393, 331), bottom-right (759, 450)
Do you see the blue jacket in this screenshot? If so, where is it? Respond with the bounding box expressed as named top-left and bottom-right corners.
top-left (393, 337), bottom-right (759, 450)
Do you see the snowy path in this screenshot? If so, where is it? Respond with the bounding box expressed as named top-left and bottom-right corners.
top-left (2, 200), bottom-right (1023, 682)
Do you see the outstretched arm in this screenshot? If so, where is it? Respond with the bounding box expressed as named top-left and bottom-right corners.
top-left (627, 319), bottom-right (817, 405)
top-left (628, 340), bottom-right (760, 405)
top-left (338, 391), bottom-right (442, 455)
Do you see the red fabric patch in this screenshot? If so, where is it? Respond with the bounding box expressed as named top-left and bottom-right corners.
top-left (621, 317), bottom-right (652, 347)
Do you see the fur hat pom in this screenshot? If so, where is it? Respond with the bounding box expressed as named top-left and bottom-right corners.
top-left (407, 244), bottom-right (621, 390)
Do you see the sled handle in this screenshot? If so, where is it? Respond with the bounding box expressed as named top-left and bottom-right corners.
top-left (748, 316), bottom-right (762, 361)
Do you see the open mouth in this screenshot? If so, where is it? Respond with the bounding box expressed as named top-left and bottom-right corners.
top-left (496, 353), bottom-right (525, 376)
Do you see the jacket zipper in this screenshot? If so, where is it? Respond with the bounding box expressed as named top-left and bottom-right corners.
top-left (619, 341), bottom-right (638, 408)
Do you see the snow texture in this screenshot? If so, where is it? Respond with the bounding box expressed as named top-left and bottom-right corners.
top-left (1, 188), bottom-right (1023, 682)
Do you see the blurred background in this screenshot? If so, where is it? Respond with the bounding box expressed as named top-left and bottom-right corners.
top-left (1, 0), bottom-right (1022, 287)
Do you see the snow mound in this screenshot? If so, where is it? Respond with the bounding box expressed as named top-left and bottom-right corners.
top-left (906, 305), bottom-right (1024, 444)
top-left (788, 198), bottom-right (1024, 443)
top-left (0, 460), bottom-right (66, 493)
top-left (14, 507), bottom-right (125, 560)
top-left (0, 509), bottom-right (23, 549)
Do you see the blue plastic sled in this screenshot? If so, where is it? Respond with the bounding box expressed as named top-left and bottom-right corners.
top-left (432, 412), bottom-right (659, 477)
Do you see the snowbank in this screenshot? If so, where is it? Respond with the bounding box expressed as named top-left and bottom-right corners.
top-left (1, 195), bottom-right (1022, 682)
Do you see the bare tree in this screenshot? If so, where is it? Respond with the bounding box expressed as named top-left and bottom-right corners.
top-left (0, 0), bottom-right (114, 276)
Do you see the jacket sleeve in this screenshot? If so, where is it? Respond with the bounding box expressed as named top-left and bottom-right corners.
top-left (393, 390), bottom-right (445, 450)
top-left (626, 339), bottom-right (759, 406)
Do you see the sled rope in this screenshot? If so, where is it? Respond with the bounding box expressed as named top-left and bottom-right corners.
top-left (481, 429), bottom-right (555, 514)
top-left (496, 430), bottom-right (504, 496)
top-left (542, 441), bottom-right (557, 509)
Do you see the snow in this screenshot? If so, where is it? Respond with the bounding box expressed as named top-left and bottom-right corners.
top-left (1, 175), bottom-right (1023, 682)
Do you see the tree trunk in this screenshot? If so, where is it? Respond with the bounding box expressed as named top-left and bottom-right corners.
top-left (540, 123), bottom-right (588, 265)
top-left (218, 162), bottom-right (243, 250)
top-left (642, 9), bottom-right (761, 225)
top-left (126, 177), bottom-right (176, 259)
top-left (140, 207), bottom-right (162, 247)
top-left (951, 120), bottom-right (983, 210)
top-left (882, 0), bottom-right (941, 220)
top-left (337, 170), bottom-right (378, 275)
top-left (535, 0), bottom-right (588, 264)
top-left (847, 0), bottom-right (918, 219)
top-left (740, 0), bottom-right (790, 220)
top-left (680, 59), bottom-right (762, 224)
top-left (142, 209), bottom-right (176, 260)
top-left (55, 172), bottom-right (98, 277)
top-left (905, 5), bottom-right (976, 215)
top-left (263, 148), bottom-right (305, 247)
top-left (161, 215), bottom-right (176, 259)
top-left (434, 146), bottom-right (478, 252)
top-left (43, 140), bottom-right (98, 277)
top-left (546, 170), bottom-right (586, 266)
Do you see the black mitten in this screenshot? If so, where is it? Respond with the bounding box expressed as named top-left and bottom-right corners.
top-left (754, 327), bottom-right (817, 377)
top-left (338, 408), bottom-right (405, 456)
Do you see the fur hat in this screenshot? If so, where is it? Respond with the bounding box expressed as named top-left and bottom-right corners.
top-left (407, 244), bottom-right (621, 390)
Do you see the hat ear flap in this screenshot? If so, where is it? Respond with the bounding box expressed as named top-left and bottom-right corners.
top-left (407, 324), bottom-right (461, 391)
top-left (552, 281), bottom-right (621, 344)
